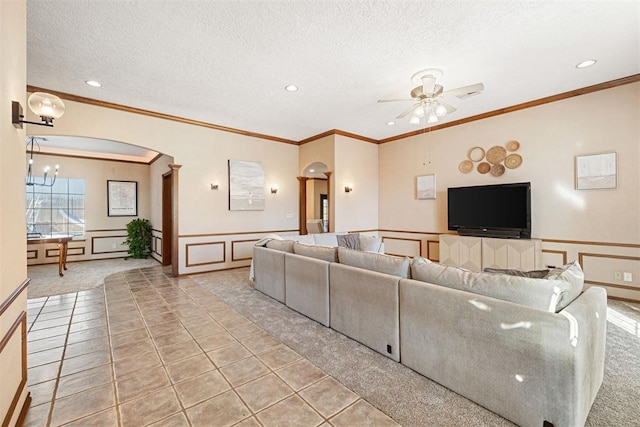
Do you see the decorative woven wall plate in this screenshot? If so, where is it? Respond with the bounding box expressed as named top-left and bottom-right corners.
top-left (486, 146), bottom-right (507, 164)
top-left (505, 153), bottom-right (522, 169)
top-left (490, 164), bottom-right (505, 177)
top-left (477, 162), bottom-right (491, 174)
top-left (507, 140), bottom-right (520, 151)
top-left (458, 160), bottom-right (473, 173)
top-left (468, 147), bottom-right (485, 162)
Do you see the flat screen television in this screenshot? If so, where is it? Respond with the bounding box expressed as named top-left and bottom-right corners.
top-left (447, 182), bottom-right (531, 239)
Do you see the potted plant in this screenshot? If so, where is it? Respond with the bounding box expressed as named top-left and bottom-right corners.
top-left (123, 218), bottom-right (152, 259)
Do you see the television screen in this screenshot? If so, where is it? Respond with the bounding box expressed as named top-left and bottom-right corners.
top-left (447, 182), bottom-right (531, 238)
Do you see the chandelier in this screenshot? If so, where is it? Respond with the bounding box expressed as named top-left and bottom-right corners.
top-left (26, 136), bottom-right (59, 187)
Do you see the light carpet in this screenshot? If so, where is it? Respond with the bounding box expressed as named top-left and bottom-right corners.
top-left (27, 258), bottom-right (159, 298)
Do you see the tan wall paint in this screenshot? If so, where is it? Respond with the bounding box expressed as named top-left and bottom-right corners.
top-left (334, 135), bottom-right (379, 232)
top-left (29, 99), bottom-right (299, 273)
top-left (1, 0), bottom-right (29, 424)
top-left (379, 83), bottom-right (640, 299)
top-left (379, 83), bottom-right (640, 242)
top-left (25, 153), bottom-right (152, 265)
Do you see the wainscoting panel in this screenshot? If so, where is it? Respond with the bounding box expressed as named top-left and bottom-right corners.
top-left (91, 235), bottom-right (128, 255)
top-left (541, 249), bottom-right (568, 268)
top-left (381, 237), bottom-right (421, 258)
top-left (185, 241), bottom-right (226, 268)
top-left (178, 229), bottom-right (298, 275)
top-left (232, 239), bottom-right (259, 262)
top-left (0, 279), bottom-right (29, 427)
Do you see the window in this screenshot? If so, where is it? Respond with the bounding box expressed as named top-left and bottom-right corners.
top-left (26, 178), bottom-right (85, 237)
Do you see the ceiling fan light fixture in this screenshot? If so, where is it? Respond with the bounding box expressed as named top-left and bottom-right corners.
top-left (427, 111), bottom-right (439, 124)
top-left (414, 105), bottom-right (425, 118)
top-left (409, 116), bottom-right (420, 125)
top-left (435, 103), bottom-right (448, 117)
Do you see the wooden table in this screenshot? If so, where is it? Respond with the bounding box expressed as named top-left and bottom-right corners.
top-left (27, 235), bottom-right (73, 277)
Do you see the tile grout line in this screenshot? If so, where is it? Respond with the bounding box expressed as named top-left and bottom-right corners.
top-left (44, 292), bottom-right (77, 427)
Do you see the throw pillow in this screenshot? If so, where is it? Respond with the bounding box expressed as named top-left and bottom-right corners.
top-left (544, 261), bottom-right (585, 310)
top-left (483, 267), bottom-right (550, 278)
top-left (359, 234), bottom-right (383, 253)
top-left (293, 242), bottom-right (338, 262)
top-left (337, 233), bottom-right (361, 250)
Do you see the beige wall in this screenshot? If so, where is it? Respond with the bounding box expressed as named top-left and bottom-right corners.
top-left (333, 135), bottom-right (379, 233)
top-left (299, 135), bottom-right (335, 231)
top-left (305, 179), bottom-right (327, 221)
top-left (379, 82), bottom-right (640, 300)
top-left (26, 153), bottom-right (152, 265)
top-left (1, 0), bottom-right (29, 424)
top-left (31, 99), bottom-right (300, 274)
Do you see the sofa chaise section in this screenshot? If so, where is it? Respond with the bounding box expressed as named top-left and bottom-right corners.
top-left (399, 278), bottom-right (607, 427)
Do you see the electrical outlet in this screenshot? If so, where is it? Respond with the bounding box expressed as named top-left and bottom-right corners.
top-left (615, 272), bottom-right (622, 280)
top-left (623, 272), bottom-right (633, 282)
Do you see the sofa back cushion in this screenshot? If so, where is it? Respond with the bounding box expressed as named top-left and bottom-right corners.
top-left (293, 242), bottom-right (338, 262)
top-left (338, 247), bottom-right (410, 278)
top-left (265, 239), bottom-right (295, 253)
top-left (411, 257), bottom-right (572, 312)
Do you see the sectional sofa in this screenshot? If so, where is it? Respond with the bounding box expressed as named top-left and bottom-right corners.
top-left (251, 236), bottom-right (607, 427)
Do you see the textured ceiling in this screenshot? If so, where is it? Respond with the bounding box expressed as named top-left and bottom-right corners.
top-left (27, 0), bottom-right (639, 145)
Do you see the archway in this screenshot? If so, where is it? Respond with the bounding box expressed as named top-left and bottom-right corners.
top-left (298, 162), bottom-right (331, 235)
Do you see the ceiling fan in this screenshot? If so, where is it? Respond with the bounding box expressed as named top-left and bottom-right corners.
top-left (378, 68), bottom-right (484, 125)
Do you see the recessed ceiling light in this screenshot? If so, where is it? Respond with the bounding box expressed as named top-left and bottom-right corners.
top-left (386, 121), bottom-right (395, 126)
top-left (576, 60), bottom-right (597, 69)
top-left (85, 80), bottom-right (102, 87)
top-left (284, 85), bottom-right (298, 92)
top-left (309, 169), bottom-right (315, 172)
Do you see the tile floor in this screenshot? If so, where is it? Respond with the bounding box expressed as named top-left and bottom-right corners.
top-left (23, 267), bottom-right (398, 426)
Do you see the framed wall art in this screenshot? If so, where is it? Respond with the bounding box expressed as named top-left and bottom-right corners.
top-left (107, 180), bottom-right (138, 216)
top-left (417, 174), bottom-right (436, 199)
top-left (575, 152), bottom-right (617, 190)
top-left (228, 160), bottom-right (265, 211)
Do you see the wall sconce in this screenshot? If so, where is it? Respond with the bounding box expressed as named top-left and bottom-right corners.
top-left (210, 182), bottom-right (219, 190)
top-left (12, 92), bottom-right (66, 128)
top-left (344, 183), bottom-right (353, 193)
top-left (271, 185), bottom-right (279, 194)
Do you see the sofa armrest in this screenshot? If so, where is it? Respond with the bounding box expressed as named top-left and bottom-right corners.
top-left (253, 246), bottom-right (286, 303)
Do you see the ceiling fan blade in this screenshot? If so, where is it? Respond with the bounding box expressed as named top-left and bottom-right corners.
top-left (438, 101), bottom-right (457, 114)
top-left (377, 98), bottom-right (415, 103)
top-left (444, 82), bottom-right (484, 99)
top-left (396, 103), bottom-right (420, 119)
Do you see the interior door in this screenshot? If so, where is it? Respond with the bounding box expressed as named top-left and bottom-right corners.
top-left (162, 171), bottom-right (172, 266)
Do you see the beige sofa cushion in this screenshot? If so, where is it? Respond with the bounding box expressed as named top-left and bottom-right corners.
top-left (293, 242), bottom-right (338, 262)
top-left (411, 257), bottom-right (572, 312)
top-left (338, 247), bottom-right (410, 278)
top-left (265, 239), bottom-right (295, 253)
